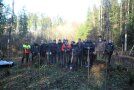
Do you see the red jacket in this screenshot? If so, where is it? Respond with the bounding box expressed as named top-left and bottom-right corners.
top-left (61, 43), bottom-right (71, 52)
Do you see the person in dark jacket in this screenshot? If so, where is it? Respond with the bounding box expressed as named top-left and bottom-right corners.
top-left (70, 41), bottom-right (78, 70)
top-left (40, 40), bottom-right (47, 58)
top-left (50, 40), bottom-right (57, 64)
top-left (83, 39), bottom-right (95, 68)
top-left (46, 42), bottom-right (52, 64)
top-left (31, 41), bottom-right (40, 63)
top-left (40, 40), bottom-right (48, 64)
top-left (70, 41), bottom-right (76, 64)
top-left (104, 40), bottom-right (114, 65)
top-left (57, 39), bottom-right (63, 66)
top-left (76, 38), bottom-right (84, 68)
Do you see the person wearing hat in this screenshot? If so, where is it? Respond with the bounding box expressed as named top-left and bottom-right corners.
top-left (21, 39), bottom-right (31, 64)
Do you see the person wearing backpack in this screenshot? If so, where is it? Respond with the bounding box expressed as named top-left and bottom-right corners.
top-left (105, 40), bottom-right (114, 65)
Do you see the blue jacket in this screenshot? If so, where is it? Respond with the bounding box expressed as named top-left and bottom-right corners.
top-left (84, 40), bottom-right (95, 53)
top-left (47, 43), bottom-right (57, 54)
top-left (57, 42), bottom-right (62, 53)
top-left (105, 42), bottom-right (114, 53)
top-left (40, 43), bottom-right (47, 53)
top-left (31, 43), bottom-right (40, 53)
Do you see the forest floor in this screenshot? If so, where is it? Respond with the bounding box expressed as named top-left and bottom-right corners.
top-left (0, 57), bottom-right (134, 90)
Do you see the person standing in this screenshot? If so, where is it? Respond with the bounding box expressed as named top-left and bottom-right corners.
top-left (57, 39), bottom-right (63, 66)
top-left (61, 39), bottom-right (71, 67)
top-left (51, 40), bottom-right (57, 64)
top-left (105, 40), bottom-right (114, 65)
top-left (96, 36), bottom-right (104, 59)
top-left (70, 41), bottom-right (78, 70)
top-left (76, 38), bottom-right (84, 68)
top-left (84, 39), bottom-right (95, 68)
top-left (46, 41), bottom-right (53, 64)
top-left (40, 40), bottom-right (47, 59)
top-left (31, 41), bottom-right (40, 63)
top-left (39, 40), bottom-right (48, 64)
top-left (21, 39), bottom-right (31, 64)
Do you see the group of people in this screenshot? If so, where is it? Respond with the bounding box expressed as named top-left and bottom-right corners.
top-left (21, 37), bottom-right (114, 70)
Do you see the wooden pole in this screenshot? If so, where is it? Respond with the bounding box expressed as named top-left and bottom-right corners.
top-left (38, 52), bottom-right (40, 77)
top-left (129, 44), bottom-right (134, 55)
top-left (70, 49), bottom-right (74, 70)
top-left (87, 47), bottom-right (90, 82)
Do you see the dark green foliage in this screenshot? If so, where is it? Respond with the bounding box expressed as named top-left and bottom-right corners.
top-left (0, 0), bottom-right (6, 36)
top-left (0, 13), bottom-right (6, 35)
top-left (127, 16), bottom-right (134, 49)
top-left (76, 0), bottom-right (134, 50)
top-left (18, 8), bottom-right (28, 37)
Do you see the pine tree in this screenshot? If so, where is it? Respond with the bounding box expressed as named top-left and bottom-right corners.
top-left (18, 8), bottom-right (28, 37)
